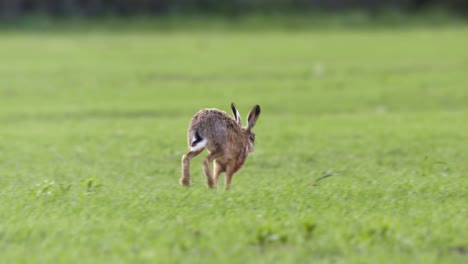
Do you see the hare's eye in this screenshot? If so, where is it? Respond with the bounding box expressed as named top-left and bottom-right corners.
top-left (250, 133), bottom-right (256, 142)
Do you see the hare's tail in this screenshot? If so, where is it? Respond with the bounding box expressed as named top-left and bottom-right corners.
top-left (190, 131), bottom-right (207, 151)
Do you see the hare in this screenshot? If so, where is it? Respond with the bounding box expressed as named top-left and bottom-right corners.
top-left (180, 103), bottom-right (261, 190)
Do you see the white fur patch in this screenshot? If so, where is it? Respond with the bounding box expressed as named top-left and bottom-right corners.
top-left (235, 110), bottom-right (241, 124)
top-left (190, 138), bottom-right (207, 152)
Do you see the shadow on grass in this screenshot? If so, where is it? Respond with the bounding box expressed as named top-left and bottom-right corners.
top-left (0, 12), bottom-right (467, 33)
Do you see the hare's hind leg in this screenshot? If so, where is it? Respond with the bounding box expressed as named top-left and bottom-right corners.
top-left (180, 149), bottom-right (203, 187)
top-left (203, 151), bottom-right (223, 188)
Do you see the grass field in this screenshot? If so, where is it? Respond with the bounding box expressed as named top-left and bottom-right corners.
top-left (1, 19), bottom-right (468, 263)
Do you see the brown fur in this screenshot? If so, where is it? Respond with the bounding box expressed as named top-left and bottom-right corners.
top-left (180, 103), bottom-right (261, 190)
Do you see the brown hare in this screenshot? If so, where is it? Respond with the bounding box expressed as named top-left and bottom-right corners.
top-left (180, 103), bottom-right (261, 190)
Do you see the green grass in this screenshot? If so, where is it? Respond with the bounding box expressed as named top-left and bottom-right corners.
top-left (1, 21), bottom-right (468, 263)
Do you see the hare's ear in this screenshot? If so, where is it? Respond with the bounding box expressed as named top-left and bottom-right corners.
top-left (246, 105), bottom-right (261, 131)
top-left (231, 102), bottom-right (242, 125)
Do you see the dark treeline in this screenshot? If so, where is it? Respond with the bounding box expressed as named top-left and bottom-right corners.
top-left (0, 0), bottom-right (467, 18)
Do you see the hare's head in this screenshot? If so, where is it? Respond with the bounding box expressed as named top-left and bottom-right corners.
top-left (231, 103), bottom-right (261, 154)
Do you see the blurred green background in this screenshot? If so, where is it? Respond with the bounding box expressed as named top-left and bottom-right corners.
top-left (1, 1), bottom-right (468, 264)
top-left (1, 0), bottom-right (468, 17)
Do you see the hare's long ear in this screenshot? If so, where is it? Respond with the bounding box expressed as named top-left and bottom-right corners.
top-left (231, 102), bottom-right (242, 125)
top-left (246, 105), bottom-right (261, 131)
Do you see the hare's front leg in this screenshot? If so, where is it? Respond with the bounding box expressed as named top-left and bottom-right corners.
top-left (203, 151), bottom-right (222, 188)
top-left (224, 165), bottom-right (239, 190)
top-left (224, 171), bottom-right (235, 190)
top-left (180, 149), bottom-right (203, 186)
top-left (213, 160), bottom-right (225, 189)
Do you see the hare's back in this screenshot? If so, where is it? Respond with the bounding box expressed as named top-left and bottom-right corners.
top-left (189, 109), bottom-right (239, 147)
top-left (190, 109), bottom-right (233, 127)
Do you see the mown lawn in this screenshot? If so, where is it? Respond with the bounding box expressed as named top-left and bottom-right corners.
top-left (1, 22), bottom-right (468, 263)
